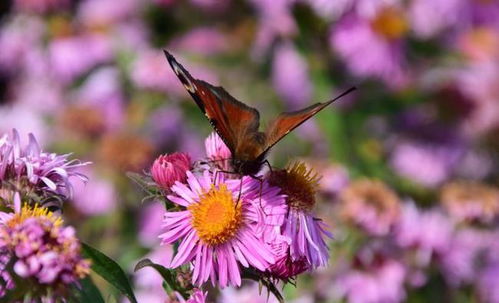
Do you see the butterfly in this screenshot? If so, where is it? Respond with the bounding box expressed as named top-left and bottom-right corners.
top-left (164, 50), bottom-right (355, 176)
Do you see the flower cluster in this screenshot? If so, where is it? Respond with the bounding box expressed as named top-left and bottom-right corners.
top-left (0, 129), bottom-right (89, 206)
top-left (0, 197), bottom-right (90, 300)
top-left (145, 132), bottom-right (331, 296)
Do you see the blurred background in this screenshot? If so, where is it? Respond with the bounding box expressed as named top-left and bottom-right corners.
top-left (0, 0), bottom-right (498, 302)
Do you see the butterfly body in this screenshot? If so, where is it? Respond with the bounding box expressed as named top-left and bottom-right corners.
top-left (164, 50), bottom-right (355, 176)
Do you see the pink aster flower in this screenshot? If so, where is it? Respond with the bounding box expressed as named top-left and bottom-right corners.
top-left (160, 170), bottom-right (286, 287)
top-left (267, 162), bottom-right (331, 268)
top-left (0, 204), bottom-right (90, 299)
top-left (0, 129), bottom-right (89, 201)
top-left (330, 11), bottom-right (408, 89)
top-left (151, 153), bottom-right (191, 191)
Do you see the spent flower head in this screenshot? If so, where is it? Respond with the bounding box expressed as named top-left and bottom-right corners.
top-left (267, 161), bottom-right (331, 268)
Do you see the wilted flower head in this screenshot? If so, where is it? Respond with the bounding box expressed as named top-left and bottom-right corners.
top-left (0, 203), bottom-right (90, 299)
top-left (267, 161), bottom-right (331, 268)
top-left (160, 170), bottom-right (286, 287)
top-left (267, 236), bottom-right (309, 280)
top-left (339, 179), bottom-right (400, 236)
top-left (440, 181), bottom-right (499, 224)
top-left (151, 152), bottom-right (191, 191)
top-left (0, 129), bottom-right (89, 203)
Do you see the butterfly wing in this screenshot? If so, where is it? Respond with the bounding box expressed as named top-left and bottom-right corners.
top-left (164, 50), bottom-right (261, 155)
top-left (263, 87), bottom-right (356, 153)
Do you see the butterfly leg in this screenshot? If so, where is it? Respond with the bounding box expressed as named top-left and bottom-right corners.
top-left (248, 174), bottom-right (268, 216)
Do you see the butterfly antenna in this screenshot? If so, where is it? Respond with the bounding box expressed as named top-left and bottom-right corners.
top-left (327, 86), bottom-right (356, 105)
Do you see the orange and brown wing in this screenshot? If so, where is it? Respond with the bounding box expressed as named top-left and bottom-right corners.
top-left (164, 50), bottom-right (260, 154)
top-left (263, 87), bottom-right (356, 153)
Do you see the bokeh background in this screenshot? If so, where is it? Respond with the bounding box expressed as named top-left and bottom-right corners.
top-left (1, 0), bottom-right (499, 302)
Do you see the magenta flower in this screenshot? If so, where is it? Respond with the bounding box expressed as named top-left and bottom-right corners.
top-left (151, 152), bottom-right (191, 191)
top-left (160, 170), bottom-right (286, 287)
top-left (268, 162), bottom-right (331, 268)
top-left (0, 204), bottom-right (90, 298)
top-left (0, 129), bottom-right (89, 201)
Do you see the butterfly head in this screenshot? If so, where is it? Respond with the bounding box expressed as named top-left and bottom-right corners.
top-left (231, 158), bottom-right (264, 176)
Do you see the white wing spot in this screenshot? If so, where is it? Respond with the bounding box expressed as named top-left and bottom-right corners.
top-left (173, 63), bottom-right (196, 93)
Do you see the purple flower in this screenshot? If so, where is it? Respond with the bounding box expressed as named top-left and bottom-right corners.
top-left (409, 0), bottom-right (463, 38)
top-left (48, 34), bottom-right (112, 84)
top-left (334, 255), bottom-right (406, 303)
top-left (71, 168), bottom-right (117, 216)
top-left (395, 203), bottom-right (453, 267)
top-left (330, 12), bottom-right (408, 88)
top-left (390, 139), bottom-right (462, 188)
top-left (267, 162), bottom-right (331, 268)
top-left (185, 289), bottom-right (208, 303)
top-left (218, 281), bottom-right (280, 303)
top-left (477, 263), bottom-right (499, 303)
top-left (170, 27), bottom-right (229, 56)
top-left (267, 235), bottom-right (310, 280)
top-left (151, 153), bottom-right (192, 191)
top-left (0, 204), bottom-right (90, 299)
top-left (440, 228), bottom-right (492, 286)
top-left (138, 202), bottom-right (167, 247)
top-left (272, 42), bottom-right (312, 109)
top-left (160, 171), bottom-right (286, 287)
top-left (0, 129), bottom-right (89, 200)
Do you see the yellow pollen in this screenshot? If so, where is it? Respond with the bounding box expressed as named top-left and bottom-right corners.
top-left (189, 185), bottom-right (242, 246)
top-left (7, 204), bottom-right (63, 228)
top-left (371, 7), bottom-right (408, 40)
top-left (268, 161), bottom-right (321, 212)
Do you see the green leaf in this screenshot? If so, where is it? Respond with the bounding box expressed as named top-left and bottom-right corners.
top-left (82, 243), bottom-right (138, 303)
top-left (134, 258), bottom-right (189, 299)
top-left (71, 276), bottom-right (105, 303)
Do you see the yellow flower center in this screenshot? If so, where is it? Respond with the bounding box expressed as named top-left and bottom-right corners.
top-left (371, 7), bottom-right (408, 40)
top-left (189, 185), bottom-right (243, 246)
top-left (7, 204), bottom-right (63, 228)
top-left (268, 162), bottom-right (320, 212)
